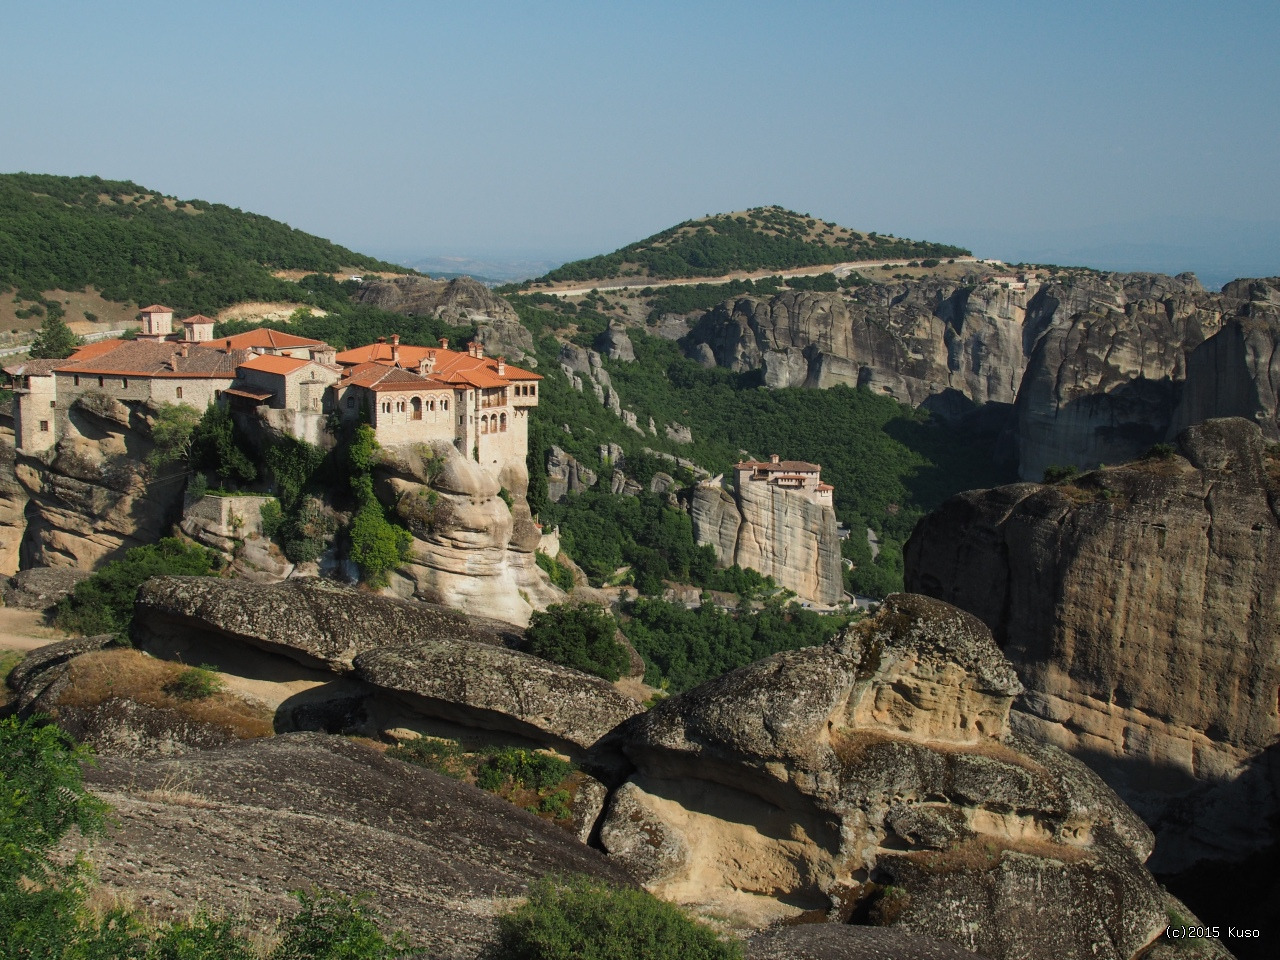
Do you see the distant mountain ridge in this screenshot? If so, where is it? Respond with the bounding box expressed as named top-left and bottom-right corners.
top-left (0, 173), bottom-right (405, 315)
top-left (537, 205), bottom-right (970, 284)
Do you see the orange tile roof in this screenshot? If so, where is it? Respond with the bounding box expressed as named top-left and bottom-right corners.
top-left (239, 354), bottom-right (311, 375)
top-left (336, 342), bottom-right (541, 384)
top-left (67, 339), bottom-right (126, 362)
top-left (182, 314), bottom-right (215, 325)
top-left (340, 362), bottom-right (453, 393)
top-left (139, 304), bottom-right (174, 313)
top-left (736, 459), bottom-right (821, 472)
top-left (196, 329), bottom-right (328, 351)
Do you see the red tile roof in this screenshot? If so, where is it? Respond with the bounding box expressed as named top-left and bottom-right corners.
top-left (336, 342), bottom-right (541, 384)
top-left (196, 329), bottom-right (328, 351)
top-left (182, 314), bottom-right (215, 325)
top-left (239, 354), bottom-right (311, 375)
top-left (52, 340), bottom-right (250, 378)
top-left (139, 304), bottom-right (174, 314)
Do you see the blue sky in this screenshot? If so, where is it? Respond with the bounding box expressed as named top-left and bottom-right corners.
top-left (3, 1), bottom-right (1277, 284)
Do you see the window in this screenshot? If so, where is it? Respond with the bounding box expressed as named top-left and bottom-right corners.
top-left (39, 421), bottom-right (49, 432)
top-left (98, 377), bottom-right (104, 387)
top-left (49, 400), bottom-right (56, 408)
top-left (500, 413), bottom-right (507, 432)
top-left (346, 396), bottom-right (355, 409)
top-left (442, 399), bottom-right (448, 411)
top-left (411, 397), bottom-right (422, 420)
top-left (73, 376), bottom-right (79, 387)
top-left (122, 378), bottom-right (128, 389)
top-left (176, 387), bottom-right (183, 399)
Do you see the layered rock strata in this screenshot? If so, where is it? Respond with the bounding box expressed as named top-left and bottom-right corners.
top-left (131, 575), bottom-right (639, 754)
top-left (684, 279), bottom-right (1031, 406)
top-left (591, 595), bottom-right (1200, 960)
top-left (376, 441), bottom-right (562, 626)
top-left (904, 418), bottom-right (1280, 872)
top-left (690, 478), bottom-right (841, 605)
top-left (6, 393), bottom-right (186, 569)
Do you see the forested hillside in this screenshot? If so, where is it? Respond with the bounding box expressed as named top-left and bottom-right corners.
top-left (0, 173), bottom-right (403, 315)
top-left (535, 206), bottom-right (969, 283)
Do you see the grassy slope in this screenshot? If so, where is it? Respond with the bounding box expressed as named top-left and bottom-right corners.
top-left (0, 173), bottom-right (405, 316)
top-left (536, 205), bottom-right (970, 284)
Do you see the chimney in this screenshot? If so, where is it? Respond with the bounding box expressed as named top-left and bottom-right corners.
top-left (391, 334), bottom-right (400, 365)
top-left (225, 339), bottom-right (232, 353)
top-left (770, 454), bottom-right (780, 464)
top-left (439, 338), bottom-right (449, 350)
top-left (475, 342), bottom-right (484, 359)
top-left (496, 357), bottom-right (505, 376)
top-left (178, 343), bottom-right (188, 359)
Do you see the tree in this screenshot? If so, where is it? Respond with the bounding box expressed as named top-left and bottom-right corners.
top-left (525, 603), bottom-right (629, 681)
top-left (27, 312), bottom-right (82, 360)
top-left (191, 403), bottom-right (257, 486)
top-left (147, 403), bottom-right (202, 470)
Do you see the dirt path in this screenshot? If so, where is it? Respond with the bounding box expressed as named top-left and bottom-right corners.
top-left (0, 608), bottom-right (65, 653)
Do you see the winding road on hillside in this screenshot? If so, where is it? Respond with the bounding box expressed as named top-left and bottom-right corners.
top-left (532, 256), bottom-right (983, 297)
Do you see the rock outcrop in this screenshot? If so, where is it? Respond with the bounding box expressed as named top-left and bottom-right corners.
top-left (684, 279), bottom-right (1032, 407)
top-left (546, 444), bottom-right (597, 501)
top-left (355, 275), bottom-right (518, 325)
top-left (690, 478), bottom-right (842, 605)
top-left (131, 575), bottom-right (640, 754)
top-left (0, 411), bottom-right (27, 575)
top-left (590, 595), bottom-right (1202, 960)
top-left (8, 393), bottom-right (186, 569)
top-left (1010, 272), bottom-right (1226, 480)
top-left (75, 734), bottom-right (634, 959)
top-left (595, 321), bottom-right (636, 362)
top-left (904, 418), bottom-right (1280, 873)
top-left (376, 441), bottom-right (562, 626)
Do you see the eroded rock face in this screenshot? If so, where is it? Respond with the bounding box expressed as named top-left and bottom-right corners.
top-left (12, 395), bottom-right (186, 569)
top-left (0, 414), bottom-right (28, 575)
top-left (378, 441), bottom-right (563, 626)
top-left (684, 279), bottom-right (1031, 407)
top-left (133, 575), bottom-right (516, 673)
top-left (355, 642), bottom-right (642, 754)
top-left (75, 734), bottom-right (634, 959)
top-left (592, 595), bottom-right (1184, 960)
top-left (690, 478), bottom-right (842, 605)
top-left (354, 275), bottom-right (519, 325)
top-left (904, 418), bottom-right (1280, 872)
top-left (1010, 272), bottom-right (1225, 481)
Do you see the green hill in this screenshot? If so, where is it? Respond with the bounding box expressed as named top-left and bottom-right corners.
top-left (0, 173), bottom-right (404, 316)
top-left (536, 206), bottom-right (970, 284)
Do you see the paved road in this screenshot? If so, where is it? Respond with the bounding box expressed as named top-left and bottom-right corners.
top-left (533, 257), bottom-right (980, 297)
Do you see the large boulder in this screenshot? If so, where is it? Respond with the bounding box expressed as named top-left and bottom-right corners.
top-left (905, 418), bottom-right (1280, 874)
top-left (75, 733), bottom-right (635, 959)
top-left (591, 595), bottom-right (1205, 960)
top-left (354, 641), bottom-right (643, 754)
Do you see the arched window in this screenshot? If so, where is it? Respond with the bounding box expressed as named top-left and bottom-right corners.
top-left (412, 397), bottom-right (422, 420)
top-left (442, 399), bottom-right (448, 411)
top-left (500, 413), bottom-right (507, 432)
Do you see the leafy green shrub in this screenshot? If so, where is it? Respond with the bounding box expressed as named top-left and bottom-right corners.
top-left (260, 499), bottom-right (284, 538)
top-left (165, 664), bottom-right (224, 701)
top-left (496, 875), bottom-right (741, 960)
top-left (477, 748), bottom-right (572, 792)
top-left (525, 604), bottom-right (629, 681)
top-left (1042, 464), bottom-right (1080, 484)
top-left (388, 737), bottom-right (468, 779)
top-left (535, 551), bottom-right (575, 591)
top-left (53, 537), bottom-right (220, 638)
top-left (269, 890), bottom-right (404, 960)
top-left (1143, 443), bottom-right (1177, 461)
top-left (148, 910), bottom-right (258, 960)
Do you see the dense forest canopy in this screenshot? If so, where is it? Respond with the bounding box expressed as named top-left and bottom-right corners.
top-left (0, 173), bottom-right (403, 315)
top-left (536, 206), bottom-right (970, 283)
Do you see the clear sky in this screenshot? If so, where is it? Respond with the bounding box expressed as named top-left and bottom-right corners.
top-left (3, 1), bottom-right (1277, 285)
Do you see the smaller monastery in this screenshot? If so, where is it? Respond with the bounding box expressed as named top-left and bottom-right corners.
top-left (733, 454), bottom-right (833, 506)
top-left (5, 306), bottom-right (541, 480)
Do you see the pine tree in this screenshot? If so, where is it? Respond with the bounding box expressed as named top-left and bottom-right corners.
top-left (27, 311), bottom-right (82, 359)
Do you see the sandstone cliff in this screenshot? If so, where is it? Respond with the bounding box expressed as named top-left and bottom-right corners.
top-left (355, 275), bottom-right (518, 325)
top-left (683, 278), bottom-right (1031, 408)
top-left (690, 478), bottom-right (842, 605)
top-left (904, 418), bottom-right (1280, 873)
top-left (4, 393), bottom-right (186, 571)
top-left (590, 595), bottom-right (1212, 960)
top-left (0, 410), bottom-right (28, 574)
top-left (375, 441), bottom-right (561, 626)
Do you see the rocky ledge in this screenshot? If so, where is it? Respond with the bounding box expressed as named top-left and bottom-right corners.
top-left (589, 594), bottom-right (1223, 960)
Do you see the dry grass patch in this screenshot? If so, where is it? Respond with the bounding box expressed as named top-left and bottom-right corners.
top-left (59, 649), bottom-right (274, 739)
top-left (902, 834), bottom-right (1089, 875)
top-left (830, 728), bottom-right (1048, 777)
